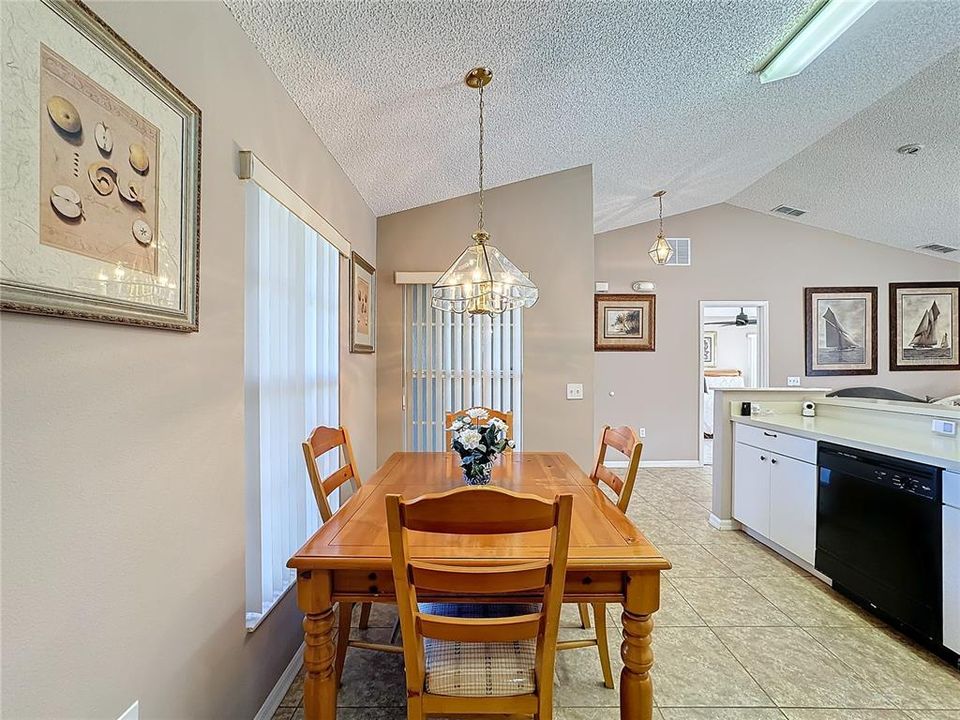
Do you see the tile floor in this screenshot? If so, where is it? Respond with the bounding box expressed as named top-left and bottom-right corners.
top-left (272, 466), bottom-right (960, 719)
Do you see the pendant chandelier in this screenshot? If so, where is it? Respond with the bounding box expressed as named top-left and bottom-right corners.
top-left (431, 67), bottom-right (539, 316)
top-left (648, 190), bottom-right (674, 265)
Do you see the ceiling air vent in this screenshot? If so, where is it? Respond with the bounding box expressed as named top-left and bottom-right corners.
top-left (664, 238), bottom-right (691, 266)
top-left (771, 204), bottom-right (807, 217)
top-left (917, 243), bottom-right (957, 254)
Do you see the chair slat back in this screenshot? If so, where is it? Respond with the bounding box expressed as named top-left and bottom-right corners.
top-left (301, 425), bottom-right (361, 521)
top-left (591, 424), bottom-right (643, 513)
top-left (386, 486), bottom-right (573, 704)
top-left (444, 407), bottom-right (514, 447)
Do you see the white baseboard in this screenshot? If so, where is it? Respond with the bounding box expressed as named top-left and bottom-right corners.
top-left (605, 460), bottom-right (702, 469)
top-left (254, 642), bottom-right (304, 720)
top-left (709, 514), bottom-right (740, 531)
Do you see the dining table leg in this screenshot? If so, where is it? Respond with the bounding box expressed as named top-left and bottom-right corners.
top-left (620, 570), bottom-right (661, 720)
top-left (298, 569), bottom-right (337, 720)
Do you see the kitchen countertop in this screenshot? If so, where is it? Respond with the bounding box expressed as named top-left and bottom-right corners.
top-left (732, 413), bottom-right (960, 473)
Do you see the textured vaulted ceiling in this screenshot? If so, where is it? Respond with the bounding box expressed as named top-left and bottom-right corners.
top-left (731, 48), bottom-right (960, 262)
top-left (226, 0), bottom-right (960, 248)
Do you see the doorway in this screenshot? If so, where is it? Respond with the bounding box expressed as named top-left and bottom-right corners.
top-left (698, 301), bottom-right (769, 465)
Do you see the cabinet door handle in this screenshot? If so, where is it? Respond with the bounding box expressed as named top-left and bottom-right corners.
top-left (763, 431), bottom-right (778, 438)
top-left (771, 458), bottom-right (778, 464)
top-left (760, 455), bottom-right (767, 461)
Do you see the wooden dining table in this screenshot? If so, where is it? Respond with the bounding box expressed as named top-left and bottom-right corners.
top-left (288, 451), bottom-right (670, 720)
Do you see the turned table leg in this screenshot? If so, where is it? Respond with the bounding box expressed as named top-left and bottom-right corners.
top-left (620, 570), bottom-right (660, 720)
top-left (298, 570), bottom-right (337, 720)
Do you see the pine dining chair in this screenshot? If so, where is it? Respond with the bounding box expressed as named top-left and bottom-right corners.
top-left (444, 407), bottom-right (513, 447)
top-left (386, 485), bottom-right (573, 720)
top-left (558, 424), bottom-right (644, 689)
top-left (301, 426), bottom-right (402, 684)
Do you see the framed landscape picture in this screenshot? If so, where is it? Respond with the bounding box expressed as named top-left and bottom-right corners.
top-left (703, 330), bottom-right (717, 367)
top-left (0, 0), bottom-right (201, 331)
top-left (594, 293), bottom-right (656, 351)
top-left (350, 251), bottom-right (375, 353)
top-left (889, 281), bottom-right (960, 372)
top-left (804, 287), bottom-right (877, 376)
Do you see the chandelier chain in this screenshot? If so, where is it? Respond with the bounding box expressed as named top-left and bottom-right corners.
top-left (478, 82), bottom-right (485, 232)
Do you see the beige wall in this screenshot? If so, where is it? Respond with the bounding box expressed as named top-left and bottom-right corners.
top-left (596, 203), bottom-right (959, 462)
top-left (377, 166), bottom-right (596, 470)
top-left (0, 3), bottom-right (377, 718)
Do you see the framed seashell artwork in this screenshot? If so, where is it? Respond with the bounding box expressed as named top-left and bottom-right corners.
top-left (350, 251), bottom-right (376, 353)
top-left (0, 0), bottom-right (201, 331)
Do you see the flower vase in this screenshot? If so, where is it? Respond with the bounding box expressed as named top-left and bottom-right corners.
top-left (463, 461), bottom-right (493, 486)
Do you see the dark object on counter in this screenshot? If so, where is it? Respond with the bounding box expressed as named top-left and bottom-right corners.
top-left (740, 401), bottom-right (752, 416)
top-left (826, 386), bottom-right (926, 403)
top-left (816, 442), bottom-right (942, 644)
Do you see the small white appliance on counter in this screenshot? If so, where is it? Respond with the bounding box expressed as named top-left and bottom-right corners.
top-left (802, 400), bottom-right (816, 417)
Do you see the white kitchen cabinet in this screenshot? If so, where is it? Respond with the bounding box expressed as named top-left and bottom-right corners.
top-left (944, 503), bottom-right (960, 655)
top-left (768, 454), bottom-right (818, 564)
top-left (733, 441), bottom-right (771, 537)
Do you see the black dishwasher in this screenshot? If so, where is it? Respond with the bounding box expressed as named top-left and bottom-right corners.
top-left (816, 442), bottom-right (942, 643)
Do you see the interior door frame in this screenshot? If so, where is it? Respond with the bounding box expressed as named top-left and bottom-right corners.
top-left (698, 300), bottom-right (770, 466)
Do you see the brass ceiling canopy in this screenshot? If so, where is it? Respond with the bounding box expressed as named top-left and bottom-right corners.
top-left (464, 67), bottom-right (493, 89)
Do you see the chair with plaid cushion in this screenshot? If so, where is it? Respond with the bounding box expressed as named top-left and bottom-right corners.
top-left (386, 485), bottom-right (573, 720)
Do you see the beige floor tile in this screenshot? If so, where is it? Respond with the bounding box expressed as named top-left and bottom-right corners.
top-left (270, 707), bottom-right (299, 720)
top-left (278, 667), bottom-right (304, 707)
top-left (805, 626), bottom-right (960, 710)
top-left (336, 629), bottom-right (408, 707)
top-left (658, 544), bottom-right (738, 578)
top-left (744, 576), bottom-right (876, 628)
top-left (647, 627), bottom-right (772, 707)
top-left (904, 712), bottom-right (960, 719)
top-left (557, 708), bottom-right (657, 719)
top-left (715, 626), bottom-right (894, 709)
top-left (633, 516), bottom-right (700, 546)
top-left (555, 633), bottom-right (623, 707)
top-left (702, 542), bottom-right (805, 579)
top-left (660, 710), bottom-right (786, 719)
top-left (781, 711), bottom-right (913, 719)
top-left (670, 577), bottom-right (793, 627)
top-left (653, 580), bottom-right (707, 627)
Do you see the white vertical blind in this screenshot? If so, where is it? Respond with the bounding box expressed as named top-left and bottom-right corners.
top-left (245, 184), bottom-right (340, 629)
top-left (403, 283), bottom-right (523, 452)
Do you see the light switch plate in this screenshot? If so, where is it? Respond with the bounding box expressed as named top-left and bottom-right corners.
top-left (933, 418), bottom-right (957, 437)
top-left (787, 376), bottom-right (801, 387)
top-left (566, 383), bottom-right (584, 400)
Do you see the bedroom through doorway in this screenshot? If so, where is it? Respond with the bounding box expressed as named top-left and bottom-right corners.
top-left (699, 301), bottom-right (769, 465)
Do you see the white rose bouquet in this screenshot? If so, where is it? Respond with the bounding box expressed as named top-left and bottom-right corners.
top-left (447, 408), bottom-right (515, 485)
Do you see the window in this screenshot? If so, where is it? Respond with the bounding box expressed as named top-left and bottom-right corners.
top-left (402, 282), bottom-right (523, 451)
top-left (244, 183), bottom-right (340, 629)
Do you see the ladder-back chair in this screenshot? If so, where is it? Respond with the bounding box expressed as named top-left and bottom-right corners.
top-left (386, 486), bottom-right (573, 719)
top-left (302, 426), bottom-right (401, 683)
top-left (559, 424), bottom-right (643, 689)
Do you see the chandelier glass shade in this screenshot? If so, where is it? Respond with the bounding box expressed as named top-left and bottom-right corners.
top-left (648, 190), bottom-right (674, 265)
top-left (432, 67), bottom-right (539, 316)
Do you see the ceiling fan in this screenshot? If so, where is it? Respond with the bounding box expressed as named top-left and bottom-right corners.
top-left (705, 308), bottom-right (757, 327)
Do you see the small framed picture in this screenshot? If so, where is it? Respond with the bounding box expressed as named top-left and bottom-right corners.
top-left (889, 281), bottom-right (959, 372)
top-left (350, 251), bottom-right (375, 353)
top-left (804, 287), bottom-right (877, 376)
top-left (703, 331), bottom-right (717, 367)
top-left (594, 293), bottom-right (655, 351)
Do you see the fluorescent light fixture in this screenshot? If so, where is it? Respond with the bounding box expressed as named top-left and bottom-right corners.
top-left (758, 0), bottom-right (878, 84)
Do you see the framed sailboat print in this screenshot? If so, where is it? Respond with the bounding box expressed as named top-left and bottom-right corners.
top-left (889, 282), bottom-right (960, 372)
top-left (804, 287), bottom-right (877, 376)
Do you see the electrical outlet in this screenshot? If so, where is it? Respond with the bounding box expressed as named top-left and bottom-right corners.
top-left (566, 383), bottom-right (583, 400)
top-left (787, 376), bottom-right (801, 387)
top-left (638, 427), bottom-right (646, 438)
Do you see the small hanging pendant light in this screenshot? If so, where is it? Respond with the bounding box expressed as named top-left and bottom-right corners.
top-left (432, 67), bottom-right (539, 316)
top-left (648, 190), bottom-right (674, 265)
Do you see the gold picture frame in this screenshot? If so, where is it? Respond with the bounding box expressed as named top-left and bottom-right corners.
top-left (0, 0), bottom-right (201, 331)
top-left (350, 251), bottom-right (375, 353)
top-left (594, 293), bottom-right (656, 352)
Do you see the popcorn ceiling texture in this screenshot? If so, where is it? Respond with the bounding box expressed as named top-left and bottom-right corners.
top-left (226, 1), bottom-right (960, 239)
top-left (731, 48), bottom-right (960, 262)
